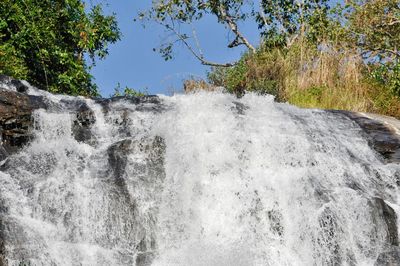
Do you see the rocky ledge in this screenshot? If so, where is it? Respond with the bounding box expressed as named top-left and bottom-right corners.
top-left (1, 75), bottom-right (399, 164)
top-left (0, 75), bottom-right (162, 159)
top-left (328, 110), bottom-right (400, 164)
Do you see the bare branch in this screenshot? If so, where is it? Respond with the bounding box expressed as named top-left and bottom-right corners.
top-left (378, 19), bottom-right (400, 27)
top-left (191, 26), bottom-right (204, 58)
top-left (258, 0), bottom-right (269, 30)
top-left (158, 21), bottom-right (238, 67)
top-left (286, 34), bottom-right (299, 48)
top-left (217, 4), bottom-right (256, 53)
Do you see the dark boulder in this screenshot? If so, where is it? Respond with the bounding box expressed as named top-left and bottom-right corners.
top-left (0, 224), bottom-right (5, 266)
top-left (107, 136), bottom-right (166, 184)
top-left (107, 136), bottom-right (165, 265)
top-left (136, 237), bottom-right (156, 266)
top-left (95, 95), bottom-right (165, 114)
top-left (328, 110), bottom-right (400, 163)
top-left (370, 197), bottom-right (398, 246)
top-left (136, 252), bottom-right (155, 266)
top-left (0, 76), bottom-right (99, 155)
top-left (108, 138), bottom-right (134, 182)
top-left (71, 102), bottom-right (96, 144)
top-left (0, 85), bottom-right (47, 160)
top-left (368, 198), bottom-right (400, 266)
top-left (375, 247), bottom-right (400, 266)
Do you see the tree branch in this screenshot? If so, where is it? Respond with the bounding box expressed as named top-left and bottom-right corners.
top-left (258, 0), bottom-right (269, 29)
top-left (159, 21), bottom-right (238, 67)
top-left (217, 4), bottom-right (256, 53)
top-left (378, 19), bottom-right (400, 27)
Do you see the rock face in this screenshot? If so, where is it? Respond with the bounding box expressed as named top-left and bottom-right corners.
top-left (375, 246), bottom-right (400, 266)
top-left (372, 197), bottom-right (398, 246)
top-left (328, 110), bottom-right (400, 163)
top-left (1, 77), bottom-right (399, 165)
top-left (0, 76), bottom-right (168, 266)
top-left (107, 136), bottom-right (165, 266)
top-left (0, 76), bottom-right (163, 153)
top-left (0, 76), bottom-right (47, 160)
top-left (71, 102), bottom-right (96, 144)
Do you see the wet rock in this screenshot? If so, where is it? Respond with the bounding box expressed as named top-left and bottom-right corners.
top-left (136, 252), bottom-right (155, 266)
top-left (106, 136), bottom-right (165, 266)
top-left (328, 110), bottom-right (400, 163)
top-left (0, 215), bottom-right (53, 265)
top-left (370, 197), bottom-right (398, 246)
top-left (0, 77), bottom-right (98, 153)
top-left (232, 101), bottom-right (249, 115)
top-left (95, 95), bottom-right (165, 113)
top-left (375, 246), bottom-right (400, 266)
top-left (10, 80), bottom-right (29, 94)
top-left (107, 136), bottom-right (166, 183)
top-left (136, 237), bottom-right (156, 266)
top-left (0, 75), bottom-right (31, 94)
top-left (71, 102), bottom-right (96, 143)
top-left (0, 222), bottom-right (5, 266)
top-left (108, 139), bottom-right (134, 182)
top-left (0, 84), bottom-right (47, 160)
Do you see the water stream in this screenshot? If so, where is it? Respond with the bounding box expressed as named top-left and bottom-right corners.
top-left (1, 85), bottom-right (400, 265)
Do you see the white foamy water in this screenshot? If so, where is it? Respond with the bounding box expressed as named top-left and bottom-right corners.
top-left (0, 87), bottom-right (400, 266)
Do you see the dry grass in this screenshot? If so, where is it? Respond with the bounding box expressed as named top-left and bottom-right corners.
top-left (246, 42), bottom-right (400, 117)
top-left (183, 77), bottom-right (217, 93)
top-left (185, 41), bottom-right (400, 118)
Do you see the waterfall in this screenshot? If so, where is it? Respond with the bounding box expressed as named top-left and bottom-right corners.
top-left (1, 82), bottom-right (400, 265)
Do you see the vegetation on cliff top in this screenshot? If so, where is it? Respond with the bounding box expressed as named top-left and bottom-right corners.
top-left (144, 0), bottom-right (400, 117)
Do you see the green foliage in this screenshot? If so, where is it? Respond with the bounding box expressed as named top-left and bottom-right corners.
top-left (290, 86), bottom-right (326, 105)
top-left (112, 83), bottom-right (147, 97)
top-left (371, 63), bottom-right (400, 96)
top-left (206, 39), bottom-right (400, 117)
top-left (199, 0), bottom-right (400, 117)
top-left (258, 0), bottom-right (330, 47)
top-left (140, 0), bottom-right (251, 62)
top-left (208, 48), bottom-right (285, 97)
top-left (343, 0), bottom-right (400, 98)
top-left (0, 0), bottom-right (120, 96)
top-left (345, 0), bottom-right (400, 63)
top-left (223, 59), bottom-right (248, 94)
top-left (142, 0), bottom-right (334, 60)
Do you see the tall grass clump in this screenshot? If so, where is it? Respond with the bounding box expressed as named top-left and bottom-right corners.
top-left (205, 39), bottom-right (400, 118)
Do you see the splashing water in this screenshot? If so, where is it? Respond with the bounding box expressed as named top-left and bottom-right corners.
top-left (1, 85), bottom-right (400, 266)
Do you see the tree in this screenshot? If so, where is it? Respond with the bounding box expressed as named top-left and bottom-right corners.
top-left (343, 0), bottom-right (400, 95)
top-left (257, 0), bottom-right (330, 48)
top-left (139, 0), bottom-right (256, 67)
top-left (346, 0), bottom-right (400, 63)
top-left (0, 0), bottom-right (120, 96)
top-left (140, 0), bottom-right (333, 67)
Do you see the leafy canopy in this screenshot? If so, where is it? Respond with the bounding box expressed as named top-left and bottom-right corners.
top-left (143, 0), bottom-right (400, 96)
top-left (0, 0), bottom-right (120, 96)
top-left (141, 0), bottom-right (332, 64)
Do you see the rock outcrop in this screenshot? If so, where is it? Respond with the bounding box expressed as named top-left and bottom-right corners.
top-left (0, 76), bottom-right (48, 160)
top-left (375, 246), bottom-right (400, 266)
top-left (0, 76), bottom-right (164, 155)
top-left (328, 110), bottom-right (400, 163)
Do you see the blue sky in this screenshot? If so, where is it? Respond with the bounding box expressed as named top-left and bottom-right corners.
top-left (85, 1), bottom-right (260, 96)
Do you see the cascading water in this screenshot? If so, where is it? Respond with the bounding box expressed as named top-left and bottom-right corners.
top-left (0, 81), bottom-right (400, 266)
